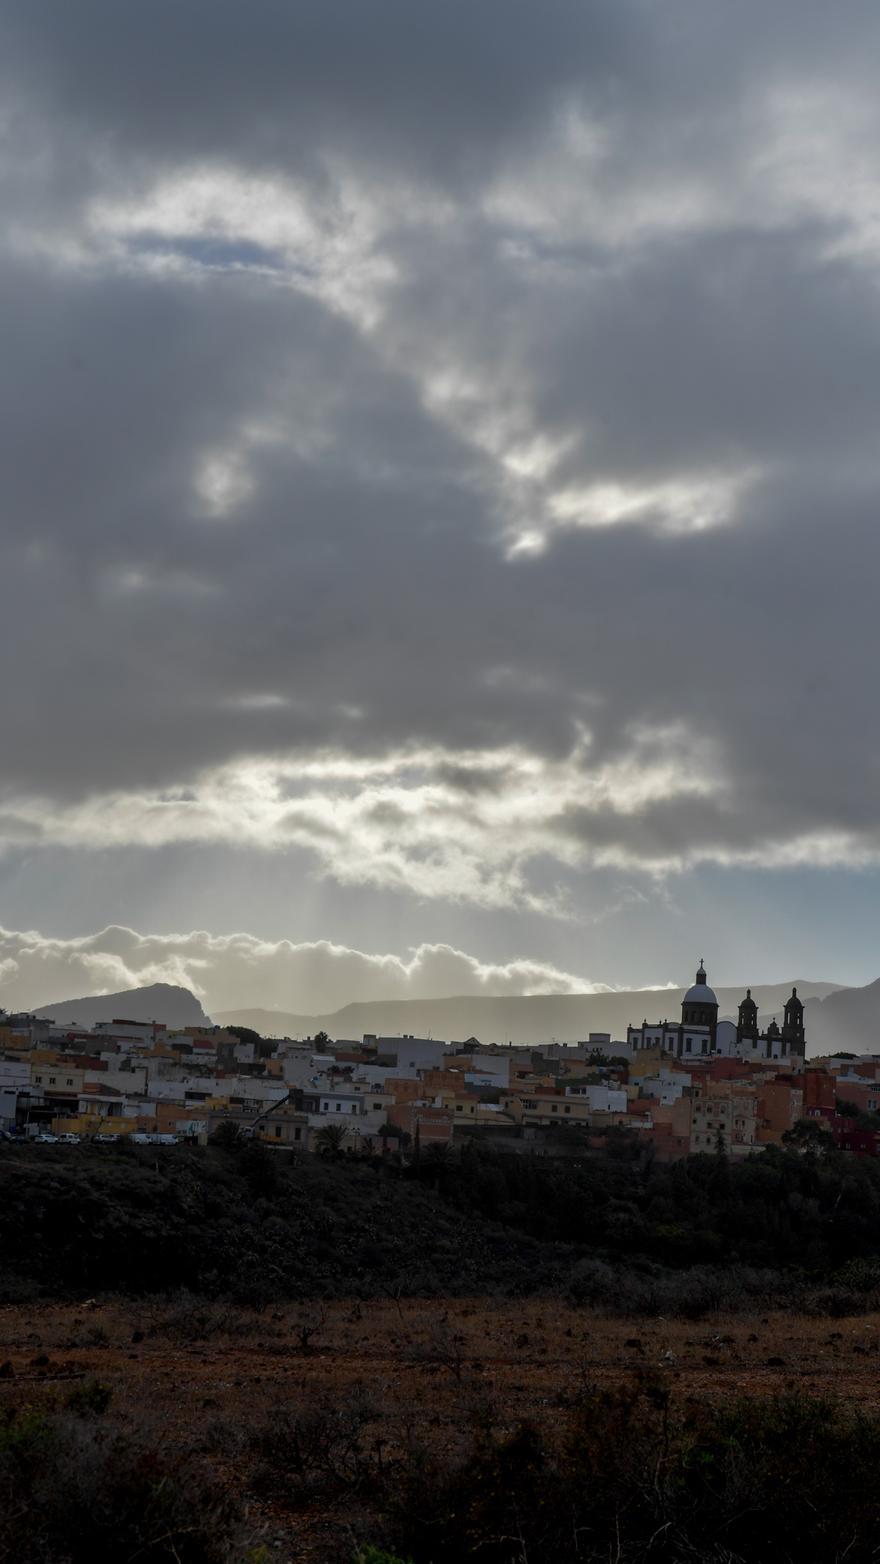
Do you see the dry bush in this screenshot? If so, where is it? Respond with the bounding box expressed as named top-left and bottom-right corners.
top-left (0, 1402), bottom-right (251, 1562)
top-left (251, 1392), bottom-right (386, 1503)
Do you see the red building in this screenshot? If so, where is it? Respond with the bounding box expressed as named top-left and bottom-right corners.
top-left (829, 1115), bottom-right (880, 1158)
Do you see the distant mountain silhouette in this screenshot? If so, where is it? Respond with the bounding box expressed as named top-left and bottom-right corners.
top-left (24, 973), bottom-right (871, 1052)
top-left (216, 979), bottom-right (842, 1049)
top-left (800, 979), bottom-right (880, 1056)
top-left (28, 983), bottom-right (212, 1030)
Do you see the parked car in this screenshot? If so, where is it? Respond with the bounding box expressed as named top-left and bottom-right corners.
top-left (33, 1132), bottom-right (59, 1144)
top-left (92, 1132), bottom-right (119, 1144)
top-left (58, 1132), bottom-right (80, 1144)
top-left (129, 1132), bottom-right (153, 1145)
top-left (149, 1133), bottom-right (181, 1146)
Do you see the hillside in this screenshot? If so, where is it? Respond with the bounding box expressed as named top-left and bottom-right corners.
top-left (803, 978), bottom-right (880, 1056)
top-left (6, 1137), bottom-right (880, 1305)
top-left (30, 982), bottom-right (212, 1030)
top-left (216, 979), bottom-right (842, 1048)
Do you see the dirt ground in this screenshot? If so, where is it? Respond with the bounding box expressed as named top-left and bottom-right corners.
top-left (2, 1297), bottom-right (880, 1559)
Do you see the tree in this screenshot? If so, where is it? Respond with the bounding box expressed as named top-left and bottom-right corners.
top-left (227, 1025), bottom-right (261, 1049)
top-left (783, 1118), bottom-right (836, 1155)
top-left (836, 1099), bottom-right (880, 1132)
top-left (313, 1030), bottom-right (332, 1049)
top-left (379, 1121), bottom-right (404, 1150)
top-left (421, 1141), bottom-right (453, 1183)
top-left (314, 1122), bottom-right (348, 1157)
top-left (209, 1118), bottom-right (244, 1149)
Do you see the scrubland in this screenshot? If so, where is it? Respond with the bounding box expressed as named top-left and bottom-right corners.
top-left (4, 1139), bottom-right (880, 1561)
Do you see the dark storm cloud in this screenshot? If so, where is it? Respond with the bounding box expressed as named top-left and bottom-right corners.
top-left (0, 0), bottom-right (632, 226)
top-left (1, 0), bottom-right (880, 894)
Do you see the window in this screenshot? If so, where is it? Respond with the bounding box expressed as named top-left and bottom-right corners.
top-left (274, 1125), bottom-right (281, 1138)
top-left (335, 1103), bottom-right (342, 1112)
top-left (351, 1104), bottom-right (357, 1114)
top-left (294, 1127), bottom-right (301, 1142)
top-left (66, 1078), bottom-right (74, 1086)
top-left (455, 1104), bottom-right (463, 1112)
top-left (564, 1105), bottom-right (571, 1113)
top-left (34, 1075), bottom-right (42, 1084)
top-left (551, 1104), bottom-right (558, 1112)
top-left (373, 1102), bottom-right (382, 1111)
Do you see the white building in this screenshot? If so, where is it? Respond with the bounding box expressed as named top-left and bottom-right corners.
top-left (564, 1082), bottom-right (628, 1113)
top-left (626, 962), bottom-right (806, 1066)
top-left (368, 1035), bottom-right (446, 1074)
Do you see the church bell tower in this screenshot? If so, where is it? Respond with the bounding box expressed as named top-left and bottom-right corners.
top-left (782, 987), bottom-right (805, 1053)
top-left (737, 988), bottom-right (759, 1045)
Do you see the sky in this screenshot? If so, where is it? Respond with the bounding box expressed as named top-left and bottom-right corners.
top-left (1, 1), bottom-right (879, 1015)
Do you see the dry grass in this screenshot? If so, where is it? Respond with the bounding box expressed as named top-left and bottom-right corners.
top-left (3, 1297), bottom-right (879, 1561)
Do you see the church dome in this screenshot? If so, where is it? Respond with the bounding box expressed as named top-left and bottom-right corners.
top-left (683, 961), bottom-right (717, 1007)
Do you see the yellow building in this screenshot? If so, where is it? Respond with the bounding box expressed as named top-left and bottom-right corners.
top-left (52, 1112), bottom-right (135, 1137)
top-left (0, 1027), bottom-right (35, 1051)
top-left (502, 1093), bottom-right (594, 1127)
top-left (628, 1047), bottom-right (672, 1079)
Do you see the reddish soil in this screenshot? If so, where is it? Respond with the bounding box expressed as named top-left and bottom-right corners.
top-left (2, 1298), bottom-right (879, 1559)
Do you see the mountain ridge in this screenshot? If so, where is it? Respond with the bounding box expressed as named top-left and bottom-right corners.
top-left (215, 979), bottom-right (844, 1050)
top-left (14, 974), bottom-right (875, 1056)
top-left (28, 982), bottom-right (212, 1030)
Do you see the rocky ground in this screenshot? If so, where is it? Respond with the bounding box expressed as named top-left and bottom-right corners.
top-left (2, 1296), bottom-right (879, 1560)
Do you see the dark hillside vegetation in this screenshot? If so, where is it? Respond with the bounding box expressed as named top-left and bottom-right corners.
top-left (444, 1136), bottom-right (880, 1275)
top-left (4, 1138), bottom-right (880, 1309)
top-left (0, 1142), bottom-right (569, 1304)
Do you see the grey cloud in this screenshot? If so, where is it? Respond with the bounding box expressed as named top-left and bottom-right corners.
top-left (0, 0), bottom-right (629, 187)
top-left (0, 1), bottom-right (879, 903)
top-left (5, 0), bottom-right (879, 203)
top-left (433, 765), bottom-right (508, 796)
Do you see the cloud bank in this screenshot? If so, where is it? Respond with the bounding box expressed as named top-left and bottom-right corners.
top-left (0, 926), bottom-right (598, 1017)
top-left (0, 2), bottom-right (879, 921)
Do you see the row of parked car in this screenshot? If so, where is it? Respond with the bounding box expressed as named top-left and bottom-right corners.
top-left (0, 1129), bottom-right (183, 1146)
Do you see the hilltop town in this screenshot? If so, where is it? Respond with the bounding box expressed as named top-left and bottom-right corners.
top-left (2, 962), bottom-right (877, 1160)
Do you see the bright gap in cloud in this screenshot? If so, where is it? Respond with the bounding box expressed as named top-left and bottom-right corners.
top-left (0, 925), bottom-right (608, 1016)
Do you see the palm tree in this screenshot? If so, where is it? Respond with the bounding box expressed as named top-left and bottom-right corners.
top-left (314, 1121), bottom-right (348, 1157)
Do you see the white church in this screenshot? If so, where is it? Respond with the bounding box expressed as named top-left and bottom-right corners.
top-left (626, 961), bottom-right (806, 1065)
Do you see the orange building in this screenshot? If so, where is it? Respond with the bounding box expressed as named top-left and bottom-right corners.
top-left (756, 1076), bottom-right (803, 1144)
top-left (387, 1102), bottom-right (454, 1145)
top-left (804, 1068), bottom-right (836, 1116)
